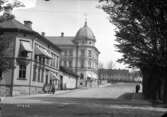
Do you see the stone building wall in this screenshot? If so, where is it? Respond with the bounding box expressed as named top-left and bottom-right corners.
top-left (13, 86), bottom-right (43, 96)
top-left (0, 86), bottom-right (11, 96)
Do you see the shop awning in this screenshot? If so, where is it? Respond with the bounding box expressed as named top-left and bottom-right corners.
top-left (92, 73), bottom-right (98, 79)
top-left (51, 72), bottom-right (59, 80)
top-left (87, 73), bottom-right (92, 78)
top-left (20, 41), bottom-right (32, 52)
top-left (35, 46), bottom-right (52, 59)
top-left (87, 72), bottom-right (98, 79)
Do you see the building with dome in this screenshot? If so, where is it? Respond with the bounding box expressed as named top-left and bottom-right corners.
top-left (47, 21), bottom-right (100, 87)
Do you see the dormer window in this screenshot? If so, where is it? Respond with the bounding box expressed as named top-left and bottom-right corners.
top-left (19, 41), bottom-right (32, 57)
top-left (20, 41), bottom-right (32, 52)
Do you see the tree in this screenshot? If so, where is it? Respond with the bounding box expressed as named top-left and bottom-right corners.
top-left (98, 62), bottom-right (104, 69)
top-left (99, 0), bottom-right (167, 103)
top-left (0, 0), bottom-right (24, 78)
top-left (107, 60), bottom-right (115, 69)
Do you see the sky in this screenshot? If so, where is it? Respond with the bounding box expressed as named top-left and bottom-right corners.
top-left (12, 0), bottom-right (127, 69)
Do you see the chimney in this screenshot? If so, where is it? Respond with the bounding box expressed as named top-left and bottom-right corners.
top-left (3, 5), bottom-right (13, 16)
top-left (41, 32), bottom-right (45, 36)
top-left (61, 32), bottom-right (64, 37)
top-left (24, 21), bottom-right (32, 29)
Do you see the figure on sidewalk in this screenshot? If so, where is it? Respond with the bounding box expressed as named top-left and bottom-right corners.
top-left (51, 85), bottom-right (55, 94)
top-left (135, 84), bottom-right (140, 94)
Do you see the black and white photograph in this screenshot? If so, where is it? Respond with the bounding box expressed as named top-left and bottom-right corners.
top-left (0, 0), bottom-right (167, 116)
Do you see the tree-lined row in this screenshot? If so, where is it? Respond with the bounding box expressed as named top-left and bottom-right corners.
top-left (99, 0), bottom-right (167, 103)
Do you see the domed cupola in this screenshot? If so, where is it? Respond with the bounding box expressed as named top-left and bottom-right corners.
top-left (74, 21), bottom-right (96, 42)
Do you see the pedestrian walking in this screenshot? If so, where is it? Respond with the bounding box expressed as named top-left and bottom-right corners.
top-left (135, 84), bottom-right (140, 93)
top-left (51, 85), bottom-right (55, 94)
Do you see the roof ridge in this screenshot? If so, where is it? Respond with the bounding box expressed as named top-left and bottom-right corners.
top-left (47, 36), bottom-right (74, 38)
top-left (0, 18), bottom-right (33, 32)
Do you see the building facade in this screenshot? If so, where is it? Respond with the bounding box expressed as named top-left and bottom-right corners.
top-left (98, 69), bottom-right (132, 83)
top-left (0, 13), bottom-right (61, 96)
top-left (47, 21), bottom-right (100, 88)
top-left (59, 66), bottom-right (78, 90)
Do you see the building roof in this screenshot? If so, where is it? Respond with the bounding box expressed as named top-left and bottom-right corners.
top-left (47, 22), bottom-right (97, 46)
top-left (74, 21), bottom-right (96, 41)
top-left (0, 16), bottom-right (33, 32)
top-left (47, 36), bottom-right (75, 46)
top-left (0, 16), bottom-right (61, 52)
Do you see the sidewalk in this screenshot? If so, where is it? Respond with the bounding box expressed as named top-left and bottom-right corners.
top-left (0, 87), bottom-right (93, 104)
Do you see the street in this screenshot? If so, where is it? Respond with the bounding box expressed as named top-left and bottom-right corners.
top-left (53, 82), bottom-right (137, 98)
top-left (1, 83), bottom-right (166, 117)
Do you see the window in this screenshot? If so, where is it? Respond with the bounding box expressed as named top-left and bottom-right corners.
top-left (45, 58), bottom-right (50, 65)
top-left (39, 56), bottom-right (44, 64)
top-left (64, 50), bottom-right (67, 56)
top-left (88, 50), bottom-right (92, 57)
top-left (20, 51), bottom-right (28, 57)
top-left (81, 49), bottom-right (85, 56)
top-left (33, 65), bottom-right (36, 81)
top-left (54, 56), bottom-right (59, 68)
top-left (64, 60), bottom-right (67, 67)
top-left (45, 70), bottom-right (49, 84)
top-left (35, 55), bottom-right (38, 62)
top-left (88, 60), bottom-right (91, 69)
top-left (69, 60), bottom-right (72, 67)
top-left (0, 70), bottom-right (2, 80)
top-left (82, 40), bottom-right (85, 44)
top-left (80, 73), bottom-right (84, 79)
top-left (51, 53), bottom-right (57, 68)
top-left (19, 64), bottom-right (26, 80)
top-left (42, 58), bottom-right (45, 64)
top-left (41, 68), bottom-right (44, 82)
top-left (56, 57), bottom-right (59, 68)
top-left (69, 49), bottom-right (73, 56)
top-left (38, 67), bottom-right (40, 82)
top-left (81, 60), bottom-right (84, 68)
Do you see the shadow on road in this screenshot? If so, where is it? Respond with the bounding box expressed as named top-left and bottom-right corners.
top-left (28, 95), bottom-right (151, 107)
top-left (117, 92), bottom-right (143, 100)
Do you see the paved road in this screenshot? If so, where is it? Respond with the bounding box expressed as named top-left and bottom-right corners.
top-left (1, 83), bottom-right (166, 117)
top-left (53, 82), bottom-right (138, 98)
top-left (1, 82), bottom-right (138, 104)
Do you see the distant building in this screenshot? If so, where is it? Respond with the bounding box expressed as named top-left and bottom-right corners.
top-left (0, 12), bottom-right (61, 96)
top-left (130, 70), bottom-right (142, 82)
top-left (47, 21), bottom-right (100, 87)
top-left (98, 69), bottom-right (132, 83)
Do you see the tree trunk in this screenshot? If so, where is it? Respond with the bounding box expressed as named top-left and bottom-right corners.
top-left (140, 66), bottom-right (151, 99)
top-left (141, 66), bottom-right (160, 101)
top-left (163, 70), bottom-right (167, 104)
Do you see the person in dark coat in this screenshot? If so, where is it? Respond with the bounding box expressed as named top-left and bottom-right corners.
top-left (51, 85), bottom-right (55, 94)
top-left (136, 84), bottom-right (140, 93)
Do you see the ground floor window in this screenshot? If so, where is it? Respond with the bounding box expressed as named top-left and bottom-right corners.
top-left (80, 73), bottom-right (84, 79)
top-left (19, 64), bottom-right (26, 80)
top-left (33, 65), bottom-right (37, 81)
top-left (45, 70), bottom-right (49, 84)
top-left (0, 70), bottom-right (2, 80)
